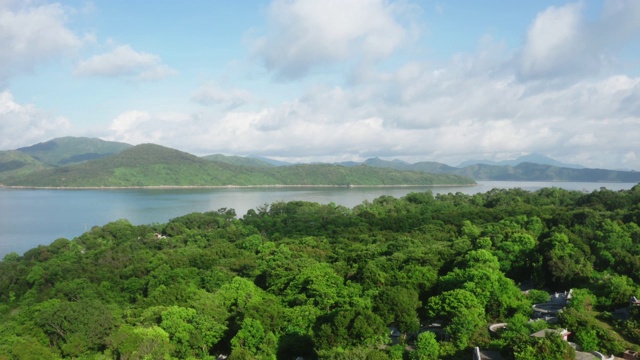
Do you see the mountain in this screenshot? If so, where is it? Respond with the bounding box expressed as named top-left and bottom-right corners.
top-left (336, 158), bottom-right (458, 173)
top-left (5, 144), bottom-right (281, 187)
top-left (8, 137), bottom-right (634, 185)
top-left (454, 162), bottom-right (640, 182)
top-left (352, 157), bottom-right (640, 183)
top-left (202, 154), bottom-right (274, 167)
top-left (363, 157), bottom-right (459, 173)
top-left (16, 136), bottom-right (132, 166)
top-left (335, 161), bottom-right (361, 167)
top-left (0, 151), bottom-right (51, 182)
top-left (3, 143), bottom-right (475, 187)
top-left (247, 156), bottom-right (292, 166)
top-left (458, 153), bottom-right (584, 169)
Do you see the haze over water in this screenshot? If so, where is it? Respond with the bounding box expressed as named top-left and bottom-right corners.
top-left (1, 181), bottom-right (637, 258)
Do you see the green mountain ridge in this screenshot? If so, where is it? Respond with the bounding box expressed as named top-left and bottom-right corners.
top-left (454, 162), bottom-right (640, 182)
top-left (202, 154), bottom-right (274, 167)
top-left (363, 157), bottom-right (460, 174)
top-left (2, 143), bottom-right (474, 187)
top-left (4, 137), bottom-right (639, 184)
top-left (457, 152), bottom-right (584, 168)
top-left (16, 136), bottom-right (132, 166)
top-left (0, 150), bottom-right (51, 181)
top-left (364, 158), bottom-right (640, 183)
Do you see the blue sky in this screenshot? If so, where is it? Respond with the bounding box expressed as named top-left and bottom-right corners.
top-left (1, 0), bottom-right (639, 170)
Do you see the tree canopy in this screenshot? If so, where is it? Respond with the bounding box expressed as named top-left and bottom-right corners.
top-left (1, 185), bottom-right (640, 359)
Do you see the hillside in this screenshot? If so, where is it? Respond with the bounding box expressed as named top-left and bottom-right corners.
top-left (202, 154), bottom-right (274, 167)
top-left (0, 150), bottom-right (50, 181)
top-left (454, 162), bottom-right (640, 182)
top-left (3, 143), bottom-right (475, 187)
top-left (7, 137), bottom-right (636, 184)
top-left (16, 136), bottom-right (132, 166)
top-left (358, 157), bottom-right (640, 183)
top-left (458, 153), bottom-right (584, 169)
top-left (363, 157), bottom-right (460, 173)
top-left (261, 163), bottom-right (470, 186)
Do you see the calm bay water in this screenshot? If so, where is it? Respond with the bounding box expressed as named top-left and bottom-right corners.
top-left (0, 181), bottom-right (637, 258)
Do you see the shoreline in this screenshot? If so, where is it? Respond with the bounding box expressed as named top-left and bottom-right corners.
top-left (0, 183), bottom-right (478, 190)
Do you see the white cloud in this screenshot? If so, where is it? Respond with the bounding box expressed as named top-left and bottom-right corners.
top-left (101, 53), bottom-right (640, 170)
top-left (192, 84), bottom-right (253, 109)
top-left (106, 110), bottom-right (188, 145)
top-left (75, 44), bottom-right (176, 81)
top-left (518, 2), bottom-right (586, 79)
top-left (517, 0), bottom-right (640, 81)
top-left (0, 90), bottom-right (71, 149)
top-left (0, 1), bottom-right (83, 81)
top-left (252, 0), bottom-right (411, 79)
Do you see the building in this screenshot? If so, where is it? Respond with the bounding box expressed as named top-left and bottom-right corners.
top-left (529, 328), bottom-right (571, 341)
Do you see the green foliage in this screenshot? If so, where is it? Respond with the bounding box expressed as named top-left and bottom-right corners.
top-left (15, 136), bottom-right (131, 166)
top-left (526, 289), bottom-right (550, 304)
top-left (427, 289), bottom-right (486, 349)
top-left (313, 304), bottom-right (386, 351)
top-left (514, 332), bottom-right (575, 360)
top-left (109, 325), bottom-right (173, 360)
top-left (231, 318), bottom-right (266, 356)
top-left (3, 185), bottom-right (640, 358)
top-left (375, 286), bottom-right (421, 332)
top-left (202, 153), bottom-right (275, 167)
top-left (544, 232), bottom-right (593, 287)
top-left (574, 328), bottom-right (599, 352)
top-left (0, 150), bottom-right (52, 182)
top-left (412, 331), bottom-right (440, 360)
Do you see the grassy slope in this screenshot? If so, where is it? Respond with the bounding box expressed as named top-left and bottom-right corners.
top-left (4, 144), bottom-right (475, 187)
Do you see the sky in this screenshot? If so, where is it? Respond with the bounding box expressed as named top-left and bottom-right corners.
top-left (1, 0), bottom-right (639, 170)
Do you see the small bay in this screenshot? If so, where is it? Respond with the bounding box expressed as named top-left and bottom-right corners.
top-left (0, 181), bottom-right (637, 258)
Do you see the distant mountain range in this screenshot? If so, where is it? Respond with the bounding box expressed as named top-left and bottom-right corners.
top-left (1, 137), bottom-right (638, 187)
top-left (457, 153), bottom-right (584, 169)
top-left (0, 138), bottom-right (472, 187)
top-left (16, 136), bottom-right (132, 166)
top-left (357, 158), bottom-right (640, 183)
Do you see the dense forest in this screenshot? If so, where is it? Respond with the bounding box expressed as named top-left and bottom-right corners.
top-left (2, 185), bottom-right (640, 359)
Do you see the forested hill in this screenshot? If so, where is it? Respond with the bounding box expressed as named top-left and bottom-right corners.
top-left (3, 137), bottom-right (638, 183)
top-left (0, 150), bottom-right (51, 180)
top-left (2, 143), bottom-right (474, 187)
top-left (202, 154), bottom-right (275, 167)
top-left (16, 136), bottom-right (132, 166)
top-left (454, 162), bottom-right (640, 182)
top-left (2, 185), bottom-right (640, 359)
top-left (362, 158), bottom-right (640, 183)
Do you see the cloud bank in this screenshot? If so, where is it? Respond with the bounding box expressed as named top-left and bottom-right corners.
top-left (0, 1), bottom-right (83, 81)
top-left (0, 91), bottom-right (71, 149)
top-left (252, 0), bottom-right (411, 79)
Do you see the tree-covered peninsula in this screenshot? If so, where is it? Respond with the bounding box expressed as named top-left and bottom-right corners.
top-left (2, 185), bottom-right (640, 359)
top-left (1, 144), bottom-right (474, 187)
